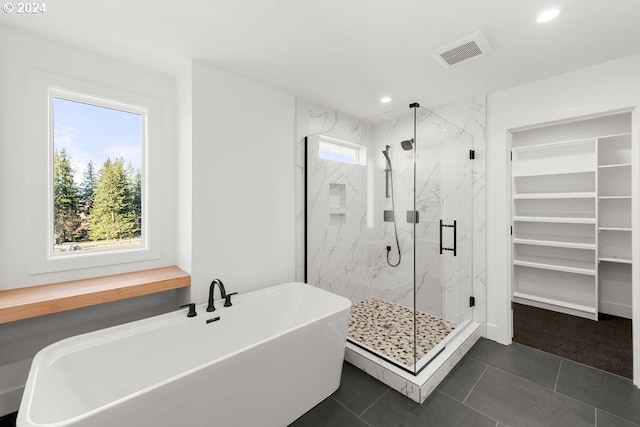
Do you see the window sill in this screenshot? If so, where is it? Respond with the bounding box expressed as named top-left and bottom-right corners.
top-left (0, 266), bottom-right (190, 324)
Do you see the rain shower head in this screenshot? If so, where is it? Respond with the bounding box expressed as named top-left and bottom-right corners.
top-left (401, 139), bottom-right (414, 150)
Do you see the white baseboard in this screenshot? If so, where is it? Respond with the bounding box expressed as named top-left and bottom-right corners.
top-left (599, 300), bottom-right (633, 319)
top-left (485, 322), bottom-right (511, 345)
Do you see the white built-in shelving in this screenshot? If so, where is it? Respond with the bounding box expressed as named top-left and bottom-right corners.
top-left (514, 192), bottom-right (596, 200)
top-left (513, 238), bottom-right (596, 250)
top-left (512, 291), bottom-right (597, 315)
top-left (599, 163), bottom-right (632, 169)
top-left (599, 227), bottom-right (632, 231)
top-left (511, 114), bottom-right (633, 320)
top-left (513, 216), bottom-right (595, 224)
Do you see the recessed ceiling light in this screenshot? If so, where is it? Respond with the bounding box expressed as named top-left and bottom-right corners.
top-left (536, 8), bottom-right (560, 23)
top-left (380, 97), bottom-right (392, 104)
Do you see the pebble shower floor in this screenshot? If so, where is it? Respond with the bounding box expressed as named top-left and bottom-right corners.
top-left (348, 298), bottom-right (457, 369)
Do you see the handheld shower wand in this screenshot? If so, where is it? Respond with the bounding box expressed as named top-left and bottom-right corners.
top-left (382, 145), bottom-right (401, 267)
top-left (382, 145), bottom-right (392, 198)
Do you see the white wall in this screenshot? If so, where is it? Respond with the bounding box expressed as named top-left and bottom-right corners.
top-left (0, 24), bottom-right (178, 287)
top-left (175, 62), bottom-right (193, 304)
top-left (0, 24), bottom-right (179, 414)
top-left (189, 60), bottom-right (297, 303)
top-left (0, 28), bottom-right (299, 414)
top-left (486, 52), bottom-right (640, 385)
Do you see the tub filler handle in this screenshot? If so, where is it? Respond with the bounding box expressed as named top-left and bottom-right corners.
top-left (224, 292), bottom-right (238, 307)
top-left (180, 303), bottom-right (197, 317)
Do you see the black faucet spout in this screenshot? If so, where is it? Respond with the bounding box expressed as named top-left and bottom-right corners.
top-left (207, 279), bottom-right (226, 312)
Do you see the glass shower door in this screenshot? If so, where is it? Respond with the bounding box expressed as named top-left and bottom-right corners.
top-left (414, 108), bottom-right (474, 373)
top-left (442, 124), bottom-right (474, 332)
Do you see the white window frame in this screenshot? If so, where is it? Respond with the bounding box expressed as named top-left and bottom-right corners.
top-left (318, 135), bottom-right (367, 165)
top-left (48, 89), bottom-right (149, 259)
top-left (27, 71), bottom-right (162, 274)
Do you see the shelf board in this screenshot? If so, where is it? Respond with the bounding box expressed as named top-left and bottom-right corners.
top-left (514, 258), bottom-right (596, 276)
top-left (513, 291), bottom-right (596, 314)
top-left (515, 232), bottom-right (595, 246)
top-left (513, 216), bottom-right (596, 224)
top-left (597, 132), bottom-right (632, 140)
top-left (598, 163), bottom-right (631, 169)
top-left (514, 192), bottom-right (595, 200)
top-left (513, 169), bottom-right (595, 178)
top-left (513, 238), bottom-right (596, 250)
top-left (598, 257), bottom-right (632, 264)
top-left (598, 196), bottom-right (631, 200)
top-left (599, 227), bottom-right (632, 231)
top-left (512, 137), bottom-right (595, 152)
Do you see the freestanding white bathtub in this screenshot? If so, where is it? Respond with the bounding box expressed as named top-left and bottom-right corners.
top-left (17, 282), bottom-right (351, 427)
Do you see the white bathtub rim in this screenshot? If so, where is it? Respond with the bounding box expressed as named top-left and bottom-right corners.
top-left (27, 282), bottom-right (348, 366)
top-left (20, 282), bottom-right (351, 427)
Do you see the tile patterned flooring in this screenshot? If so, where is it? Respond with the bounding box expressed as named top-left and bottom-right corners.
top-left (290, 338), bottom-right (640, 427)
top-left (348, 297), bottom-right (457, 368)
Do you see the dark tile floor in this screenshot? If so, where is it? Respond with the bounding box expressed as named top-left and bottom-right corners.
top-left (290, 338), bottom-right (640, 427)
top-left (0, 412), bottom-right (16, 427)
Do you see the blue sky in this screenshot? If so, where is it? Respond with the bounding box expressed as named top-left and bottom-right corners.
top-left (53, 97), bottom-right (142, 184)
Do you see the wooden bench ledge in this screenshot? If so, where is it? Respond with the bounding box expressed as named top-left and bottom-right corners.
top-left (0, 266), bottom-right (190, 324)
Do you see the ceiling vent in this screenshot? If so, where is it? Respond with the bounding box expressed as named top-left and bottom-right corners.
top-left (431, 31), bottom-right (492, 69)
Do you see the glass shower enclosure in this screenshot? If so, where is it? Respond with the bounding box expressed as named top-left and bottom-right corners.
top-left (305, 104), bottom-right (474, 375)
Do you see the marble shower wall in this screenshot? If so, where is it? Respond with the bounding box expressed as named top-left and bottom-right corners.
top-left (370, 116), bottom-right (420, 309)
top-left (296, 96), bottom-right (487, 326)
top-left (370, 108), bottom-right (474, 322)
top-left (306, 134), bottom-right (372, 301)
top-left (295, 98), bottom-right (375, 291)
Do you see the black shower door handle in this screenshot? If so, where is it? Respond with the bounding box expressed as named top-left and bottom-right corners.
top-left (439, 220), bottom-right (457, 256)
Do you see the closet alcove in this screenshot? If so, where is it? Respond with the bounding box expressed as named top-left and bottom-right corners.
top-left (510, 111), bottom-right (633, 377)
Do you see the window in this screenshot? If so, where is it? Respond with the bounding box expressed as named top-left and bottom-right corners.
top-left (26, 70), bottom-right (162, 274)
top-left (318, 136), bottom-right (366, 165)
top-left (49, 89), bottom-right (147, 257)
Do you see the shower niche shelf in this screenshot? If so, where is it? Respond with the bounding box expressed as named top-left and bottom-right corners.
top-left (511, 115), bottom-right (633, 320)
top-left (329, 183), bottom-right (346, 224)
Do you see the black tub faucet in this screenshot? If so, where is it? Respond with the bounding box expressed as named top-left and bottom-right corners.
top-left (207, 279), bottom-right (226, 312)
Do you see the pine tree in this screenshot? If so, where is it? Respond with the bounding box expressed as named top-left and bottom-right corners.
top-left (89, 158), bottom-right (138, 241)
top-left (77, 161), bottom-right (96, 240)
top-left (130, 168), bottom-right (142, 236)
top-left (80, 161), bottom-right (96, 209)
top-left (53, 149), bottom-right (81, 243)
